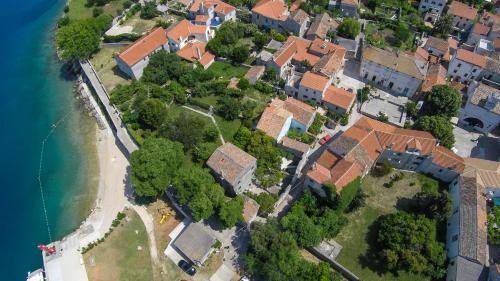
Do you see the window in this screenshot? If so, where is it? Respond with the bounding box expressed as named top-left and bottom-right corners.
top-left (470, 76), bottom-right (475, 80)
top-left (305, 88), bottom-right (309, 92)
top-left (453, 69), bottom-right (458, 73)
top-left (439, 169), bottom-right (443, 172)
top-left (312, 97), bottom-right (317, 101)
top-left (464, 73), bottom-right (468, 77)
top-left (452, 234), bottom-right (458, 242)
top-left (457, 63), bottom-right (462, 67)
top-left (422, 5), bottom-right (427, 8)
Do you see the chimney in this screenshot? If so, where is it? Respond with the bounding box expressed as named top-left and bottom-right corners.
top-left (196, 47), bottom-right (202, 59)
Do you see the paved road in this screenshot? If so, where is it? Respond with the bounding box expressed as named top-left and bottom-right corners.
top-left (80, 60), bottom-right (138, 155)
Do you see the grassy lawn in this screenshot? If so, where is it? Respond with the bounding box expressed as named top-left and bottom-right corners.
top-left (334, 171), bottom-right (432, 281)
top-left (207, 62), bottom-right (250, 79)
top-left (191, 95), bottom-right (220, 107)
top-left (84, 209), bottom-right (154, 281)
top-left (67, 0), bottom-right (127, 20)
top-left (120, 13), bottom-right (162, 35)
top-left (214, 115), bottom-right (241, 142)
top-left (90, 46), bottom-right (130, 92)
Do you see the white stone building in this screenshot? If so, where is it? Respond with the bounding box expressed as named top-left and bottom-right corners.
top-left (188, 0), bottom-right (236, 28)
top-left (447, 48), bottom-right (487, 83)
top-left (166, 19), bottom-right (212, 52)
top-left (459, 82), bottom-right (500, 133)
top-left (360, 46), bottom-right (427, 97)
top-left (115, 27), bottom-right (169, 80)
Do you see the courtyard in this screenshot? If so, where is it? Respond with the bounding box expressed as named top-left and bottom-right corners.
top-left (334, 172), bottom-right (441, 281)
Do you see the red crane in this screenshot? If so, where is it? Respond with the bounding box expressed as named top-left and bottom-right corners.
top-left (38, 244), bottom-right (56, 255)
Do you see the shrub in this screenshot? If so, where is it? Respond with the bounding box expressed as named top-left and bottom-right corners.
top-left (336, 177), bottom-right (362, 212)
top-left (375, 159), bottom-right (394, 177)
top-left (339, 113), bottom-right (349, 126)
top-left (308, 113), bottom-right (323, 135)
top-left (93, 7), bottom-right (103, 17)
top-left (103, 33), bottom-right (141, 42)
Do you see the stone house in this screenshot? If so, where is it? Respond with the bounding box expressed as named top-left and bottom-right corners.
top-left (360, 46), bottom-right (428, 97)
top-left (306, 13), bottom-right (338, 41)
top-left (166, 19), bottom-right (213, 52)
top-left (447, 1), bottom-right (478, 32)
top-left (206, 142), bottom-right (257, 195)
top-left (459, 82), bottom-right (500, 133)
top-left (115, 27), bottom-right (169, 80)
top-left (256, 97), bottom-right (316, 142)
top-left (418, 0), bottom-right (446, 24)
top-left (466, 23), bottom-right (491, 47)
top-left (188, 0), bottom-right (236, 28)
top-left (447, 48), bottom-right (487, 83)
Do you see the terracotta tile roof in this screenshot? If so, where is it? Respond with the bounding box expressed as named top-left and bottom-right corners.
top-left (322, 85), bottom-right (355, 110)
top-left (195, 15), bottom-right (209, 22)
top-left (281, 136), bottom-right (310, 154)
top-left (300, 71), bottom-right (329, 92)
top-left (206, 142), bottom-right (257, 187)
top-left (252, 0), bottom-right (289, 21)
top-left (175, 41), bottom-right (215, 67)
top-left (421, 64), bottom-right (447, 93)
top-left (283, 97), bottom-right (316, 125)
top-left (256, 101), bottom-right (292, 140)
top-left (306, 13), bottom-right (338, 40)
top-left (273, 36), bottom-right (322, 66)
top-left (189, 0), bottom-right (235, 15)
top-left (244, 65), bottom-right (265, 81)
top-left (309, 38), bottom-right (338, 56)
top-left (307, 116), bottom-right (465, 192)
top-left (342, 0), bottom-right (359, 6)
top-left (472, 23), bottom-right (490, 35)
top-left (448, 37), bottom-right (459, 49)
top-left (167, 19), bottom-right (208, 44)
top-left (290, 9), bottom-right (309, 25)
top-left (242, 196), bottom-right (260, 224)
top-left (290, 0), bottom-right (302, 11)
top-left (415, 47), bottom-right (429, 62)
top-left (469, 83), bottom-right (500, 115)
top-left (448, 1), bottom-right (478, 20)
top-left (317, 149), bottom-right (341, 168)
top-left (307, 162), bottom-right (332, 184)
top-left (257, 98), bottom-right (315, 139)
top-left (425, 36), bottom-right (449, 53)
top-left (455, 48), bottom-right (487, 68)
top-left (312, 48), bottom-right (346, 77)
top-left (118, 27), bottom-right (167, 67)
top-left (431, 145), bottom-right (465, 173)
top-left (494, 38), bottom-right (500, 50)
top-left (362, 45), bottom-right (426, 80)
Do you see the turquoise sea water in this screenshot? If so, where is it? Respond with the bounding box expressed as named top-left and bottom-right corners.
top-left (0, 0), bottom-right (97, 278)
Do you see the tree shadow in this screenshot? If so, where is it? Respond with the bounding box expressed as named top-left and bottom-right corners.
top-left (111, 65), bottom-right (130, 80)
top-left (59, 60), bottom-right (79, 81)
top-left (395, 197), bottom-right (414, 212)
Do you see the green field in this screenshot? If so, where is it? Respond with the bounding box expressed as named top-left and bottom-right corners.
top-left (207, 61), bottom-right (250, 79)
top-left (67, 0), bottom-right (127, 20)
top-left (84, 209), bottom-right (154, 281)
top-left (334, 172), bottom-right (434, 281)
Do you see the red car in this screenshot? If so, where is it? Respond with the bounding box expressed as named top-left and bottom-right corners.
top-left (319, 134), bottom-right (331, 145)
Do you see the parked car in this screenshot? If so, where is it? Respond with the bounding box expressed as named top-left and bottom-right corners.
top-left (178, 260), bottom-right (196, 276)
top-left (319, 134), bottom-right (332, 145)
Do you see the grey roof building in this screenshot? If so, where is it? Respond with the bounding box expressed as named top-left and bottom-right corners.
top-left (173, 223), bottom-right (216, 266)
top-left (206, 143), bottom-right (257, 194)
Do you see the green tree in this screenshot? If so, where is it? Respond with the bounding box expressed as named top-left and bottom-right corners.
top-left (217, 96), bottom-right (241, 120)
top-left (189, 193), bottom-right (214, 221)
top-left (137, 98), bottom-right (169, 130)
top-left (56, 20), bottom-right (100, 61)
top-left (142, 51), bottom-right (190, 85)
top-left (159, 111), bottom-right (208, 149)
top-left (140, 2), bottom-right (160, 19)
top-left (336, 177), bottom-right (362, 212)
top-left (422, 85), bottom-right (461, 118)
top-left (231, 44), bottom-right (250, 63)
top-left (130, 138), bottom-right (184, 197)
top-left (253, 31), bottom-right (270, 49)
top-left (406, 101), bottom-right (418, 117)
top-left (246, 192), bottom-right (277, 217)
top-left (238, 78), bottom-right (250, 90)
top-left (394, 22), bottom-right (411, 44)
top-left (377, 212), bottom-right (447, 278)
top-left (281, 203), bottom-right (324, 247)
top-left (432, 15), bottom-right (453, 39)
top-left (410, 191), bottom-right (452, 222)
top-left (413, 115), bottom-right (455, 148)
top-left (365, 0), bottom-right (380, 12)
top-left (337, 17), bottom-right (360, 39)
top-left (218, 196), bottom-right (244, 228)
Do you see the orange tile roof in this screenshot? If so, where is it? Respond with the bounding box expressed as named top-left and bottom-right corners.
top-left (448, 1), bottom-right (478, 20)
top-left (300, 71), bottom-right (329, 92)
top-left (290, 0), bottom-right (302, 12)
top-left (195, 15), bottom-right (209, 22)
top-left (167, 19), bottom-right (208, 44)
top-left (472, 23), bottom-right (490, 35)
top-left (283, 97), bottom-right (316, 125)
top-left (448, 37), bottom-right (459, 49)
top-left (415, 47), bottom-right (429, 62)
top-left (256, 99), bottom-right (293, 139)
top-left (252, 0), bottom-right (289, 21)
top-left (342, 0), bottom-right (359, 6)
top-left (455, 48), bottom-right (487, 68)
top-left (273, 39), bottom-right (297, 66)
top-left (118, 27), bottom-right (167, 67)
top-left (421, 64), bottom-right (447, 93)
top-left (244, 65), bottom-right (265, 81)
top-left (175, 41), bottom-right (214, 67)
top-left (306, 116), bottom-right (465, 191)
top-left (322, 85), bottom-right (355, 110)
top-left (432, 146), bottom-right (465, 173)
top-left (273, 36), bottom-right (322, 67)
top-left (206, 142), bottom-right (257, 187)
top-left (189, 0), bottom-right (236, 15)
top-left (309, 38), bottom-right (337, 55)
